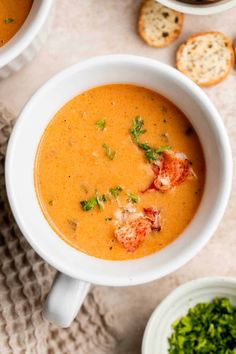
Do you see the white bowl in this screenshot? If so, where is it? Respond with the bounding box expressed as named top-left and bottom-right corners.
top-left (5, 55), bottom-right (232, 326)
top-left (0, 0), bottom-right (53, 79)
top-left (142, 277), bottom-right (236, 354)
top-left (156, 0), bottom-right (236, 15)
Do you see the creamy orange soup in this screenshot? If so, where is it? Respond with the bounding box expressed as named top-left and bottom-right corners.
top-left (0, 0), bottom-right (33, 47)
top-left (34, 84), bottom-right (205, 260)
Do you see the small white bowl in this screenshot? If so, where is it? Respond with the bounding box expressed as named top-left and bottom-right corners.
top-left (156, 0), bottom-right (236, 15)
top-left (142, 277), bottom-right (236, 354)
top-left (0, 0), bottom-right (53, 79)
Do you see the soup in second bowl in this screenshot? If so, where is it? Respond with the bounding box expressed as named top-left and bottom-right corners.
top-left (0, 0), bottom-right (33, 47)
top-left (34, 84), bottom-right (205, 260)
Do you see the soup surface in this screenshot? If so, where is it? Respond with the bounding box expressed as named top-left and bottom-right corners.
top-left (0, 0), bottom-right (33, 47)
top-left (35, 84), bottom-right (205, 260)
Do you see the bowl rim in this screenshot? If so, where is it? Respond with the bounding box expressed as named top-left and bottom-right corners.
top-left (142, 276), bottom-right (236, 353)
top-left (0, 0), bottom-right (53, 69)
top-left (5, 55), bottom-right (233, 286)
top-left (155, 0), bottom-right (236, 15)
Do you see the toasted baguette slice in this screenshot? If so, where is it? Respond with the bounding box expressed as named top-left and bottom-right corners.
top-left (176, 32), bottom-right (235, 87)
top-left (138, 0), bottom-right (183, 48)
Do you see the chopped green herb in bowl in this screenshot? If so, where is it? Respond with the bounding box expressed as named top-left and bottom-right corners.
top-left (168, 297), bottom-right (236, 354)
top-left (142, 278), bottom-right (236, 354)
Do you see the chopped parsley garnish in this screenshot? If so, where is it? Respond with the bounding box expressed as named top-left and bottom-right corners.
top-left (168, 297), bottom-right (236, 354)
top-left (109, 186), bottom-right (123, 198)
top-left (129, 117), bottom-right (171, 162)
top-left (155, 145), bottom-right (171, 154)
top-left (103, 143), bottom-right (116, 160)
top-left (80, 191), bottom-right (106, 211)
top-left (145, 145), bottom-right (171, 162)
top-left (95, 119), bottom-right (106, 130)
top-left (80, 186), bottom-right (141, 211)
top-left (97, 193), bottom-right (106, 210)
top-left (4, 18), bottom-right (14, 24)
top-left (129, 116), bottom-right (146, 143)
top-left (99, 194), bottom-right (107, 202)
top-left (127, 193), bottom-right (139, 204)
top-left (144, 148), bottom-right (157, 162)
top-left (80, 196), bottom-right (97, 211)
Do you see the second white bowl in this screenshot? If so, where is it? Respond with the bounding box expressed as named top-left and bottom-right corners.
top-left (156, 0), bottom-right (236, 15)
top-left (142, 277), bottom-right (236, 353)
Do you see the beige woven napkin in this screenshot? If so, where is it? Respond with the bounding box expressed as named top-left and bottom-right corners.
top-left (0, 104), bottom-right (117, 354)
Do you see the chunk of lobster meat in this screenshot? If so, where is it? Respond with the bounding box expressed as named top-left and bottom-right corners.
top-left (145, 151), bottom-right (195, 192)
top-left (143, 207), bottom-right (161, 232)
top-left (114, 217), bottom-right (152, 252)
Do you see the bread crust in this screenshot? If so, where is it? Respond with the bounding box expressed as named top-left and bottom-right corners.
top-left (176, 31), bottom-right (235, 87)
top-left (138, 0), bottom-right (184, 48)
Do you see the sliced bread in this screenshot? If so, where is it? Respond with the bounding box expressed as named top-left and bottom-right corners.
top-left (138, 0), bottom-right (184, 48)
top-left (176, 32), bottom-right (235, 87)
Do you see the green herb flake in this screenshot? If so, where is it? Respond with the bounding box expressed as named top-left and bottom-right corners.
top-left (95, 119), bottom-right (106, 130)
top-left (4, 18), bottom-right (14, 24)
top-left (137, 142), bottom-right (150, 151)
top-left (80, 191), bottom-right (106, 211)
top-left (155, 145), bottom-right (171, 154)
top-left (80, 196), bottom-right (98, 211)
top-left (144, 149), bottom-right (157, 162)
top-left (109, 186), bottom-right (123, 198)
top-left (105, 217), bottom-right (112, 221)
top-left (103, 143), bottom-right (116, 160)
top-left (96, 193), bottom-right (106, 210)
top-left (168, 297), bottom-right (236, 354)
top-left (48, 200), bottom-right (54, 206)
top-left (129, 116), bottom-right (146, 143)
top-left (127, 193), bottom-right (139, 204)
top-left (100, 194), bottom-right (107, 202)
top-left (129, 117), bottom-right (171, 162)
top-left (138, 142), bottom-right (171, 163)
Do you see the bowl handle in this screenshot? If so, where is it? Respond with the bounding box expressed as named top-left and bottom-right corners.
top-left (43, 272), bottom-right (91, 327)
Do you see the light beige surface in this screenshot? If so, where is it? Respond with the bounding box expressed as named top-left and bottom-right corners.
top-left (0, 1), bottom-right (236, 353)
